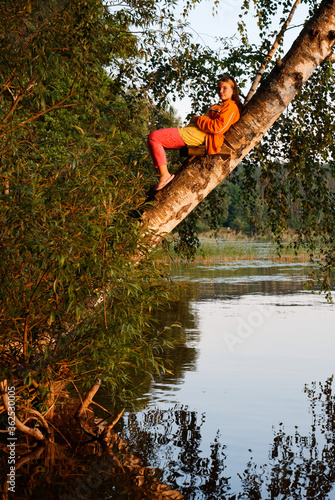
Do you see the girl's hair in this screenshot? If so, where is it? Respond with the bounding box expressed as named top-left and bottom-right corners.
top-left (218, 75), bottom-right (243, 112)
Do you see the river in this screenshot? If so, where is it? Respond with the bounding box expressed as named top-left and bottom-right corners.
top-left (120, 252), bottom-right (335, 499)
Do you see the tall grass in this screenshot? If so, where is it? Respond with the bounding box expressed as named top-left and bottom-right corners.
top-left (164, 234), bottom-right (312, 264)
top-left (197, 240), bottom-right (310, 263)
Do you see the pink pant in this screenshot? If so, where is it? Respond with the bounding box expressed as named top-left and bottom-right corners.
top-left (147, 128), bottom-right (186, 169)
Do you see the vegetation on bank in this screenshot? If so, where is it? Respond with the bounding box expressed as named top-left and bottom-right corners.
top-left (0, 0), bottom-right (186, 438)
top-left (165, 232), bottom-right (311, 264)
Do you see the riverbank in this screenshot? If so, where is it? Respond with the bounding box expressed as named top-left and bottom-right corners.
top-left (165, 231), bottom-right (312, 264)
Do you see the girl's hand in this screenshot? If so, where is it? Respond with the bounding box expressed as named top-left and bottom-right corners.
top-left (189, 115), bottom-right (200, 123)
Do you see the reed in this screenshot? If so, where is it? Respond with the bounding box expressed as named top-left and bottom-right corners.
top-left (165, 236), bottom-right (312, 264)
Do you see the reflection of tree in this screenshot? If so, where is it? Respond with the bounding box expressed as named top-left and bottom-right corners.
top-left (0, 391), bottom-right (184, 500)
top-left (239, 377), bottom-right (335, 499)
top-left (122, 378), bottom-right (335, 499)
top-left (152, 270), bottom-right (308, 388)
top-left (169, 262), bottom-right (311, 299)
top-left (122, 407), bottom-right (233, 499)
top-left (153, 284), bottom-right (201, 383)
top-left (2, 378), bottom-right (335, 498)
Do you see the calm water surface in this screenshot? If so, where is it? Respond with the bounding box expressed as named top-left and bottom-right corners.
top-left (121, 250), bottom-right (335, 499)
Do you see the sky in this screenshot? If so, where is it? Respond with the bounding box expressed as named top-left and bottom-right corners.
top-left (175, 0), bottom-right (310, 120)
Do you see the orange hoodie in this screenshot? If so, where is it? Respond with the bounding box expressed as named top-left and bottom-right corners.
top-left (196, 100), bottom-right (240, 154)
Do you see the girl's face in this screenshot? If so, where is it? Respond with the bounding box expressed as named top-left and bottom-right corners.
top-left (217, 81), bottom-right (234, 101)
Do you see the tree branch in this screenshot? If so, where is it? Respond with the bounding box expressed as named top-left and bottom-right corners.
top-left (244, 0), bottom-right (302, 104)
top-left (74, 379), bottom-right (102, 438)
top-left (0, 380), bottom-right (46, 442)
top-left (2, 78), bottom-right (36, 124)
top-left (0, 76), bottom-right (80, 139)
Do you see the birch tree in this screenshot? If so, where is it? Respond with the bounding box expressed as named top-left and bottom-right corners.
top-left (142, 0), bottom-right (335, 236)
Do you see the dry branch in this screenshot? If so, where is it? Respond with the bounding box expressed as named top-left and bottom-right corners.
top-left (74, 378), bottom-right (102, 438)
top-left (100, 408), bottom-right (125, 439)
top-left (0, 380), bottom-right (46, 442)
top-left (75, 378), bottom-right (101, 419)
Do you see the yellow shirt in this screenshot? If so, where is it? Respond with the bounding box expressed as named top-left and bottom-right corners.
top-left (178, 123), bottom-right (206, 146)
top-left (178, 100), bottom-right (240, 153)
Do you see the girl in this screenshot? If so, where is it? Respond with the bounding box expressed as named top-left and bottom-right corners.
top-left (147, 75), bottom-right (242, 190)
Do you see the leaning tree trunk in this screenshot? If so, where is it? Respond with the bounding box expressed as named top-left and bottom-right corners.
top-left (141, 0), bottom-right (335, 243)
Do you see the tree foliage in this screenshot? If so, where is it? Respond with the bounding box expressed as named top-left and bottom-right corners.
top-left (0, 0), bottom-right (190, 418)
top-left (241, 61), bottom-right (335, 298)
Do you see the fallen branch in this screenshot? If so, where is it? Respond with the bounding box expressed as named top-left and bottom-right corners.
top-left (100, 408), bottom-right (125, 438)
top-left (0, 380), bottom-right (46, 442)
top-left (29, 408), bottom-right (51, 436)
top-left (74, 378), bottom-right (102, 438)
top-left (75, 378), bottom-right (101, 419)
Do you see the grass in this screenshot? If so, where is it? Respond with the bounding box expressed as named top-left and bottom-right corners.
top-left (163, 230), bottom-right (313, 264)
top-left (196, 240), bottom-right (310, 263)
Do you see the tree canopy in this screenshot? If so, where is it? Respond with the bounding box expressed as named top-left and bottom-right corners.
top-left (0, 0), bottom-right (191, 415)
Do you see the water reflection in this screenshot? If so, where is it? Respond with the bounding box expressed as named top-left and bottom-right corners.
top-left (0, 403), bottom-right (185, 500)
top-left (122, 257), bottom-right (335, 499)
top-left (171, 260), bottom-right (312, 297)
top-left (123, 407), bottom-right (233, 499)
top-left (122, 377), bottom-right (335, 499)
